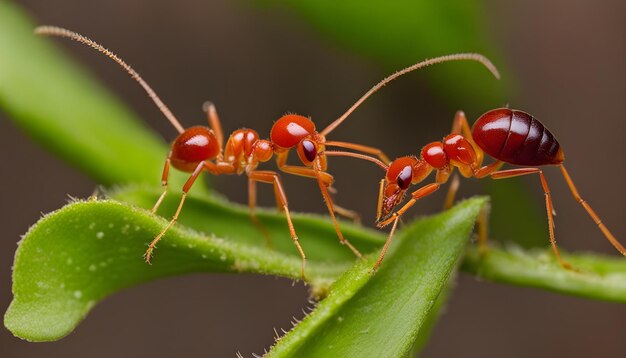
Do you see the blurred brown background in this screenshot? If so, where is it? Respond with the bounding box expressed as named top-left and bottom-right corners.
top-left (1, 0), bottom-right (624, 357)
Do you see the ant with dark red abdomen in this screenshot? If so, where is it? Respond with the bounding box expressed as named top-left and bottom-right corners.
top-left (326, 109), bottom-right (625, 271)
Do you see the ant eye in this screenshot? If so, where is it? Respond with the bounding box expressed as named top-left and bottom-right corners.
top-left (396, 166), bottom-right (412, 190)
top-left (301, 140), bottom-right (317, 162)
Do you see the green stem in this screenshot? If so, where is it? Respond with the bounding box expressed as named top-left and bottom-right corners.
top-left (461, 246), bottom-right (626, 304)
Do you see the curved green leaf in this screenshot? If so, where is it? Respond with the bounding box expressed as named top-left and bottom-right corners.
top-left (110, 186), bottom-right (384, 265)
top-left (267, 198), bottom-right (486, 357)
top-left (409, 282), bottom-right (452, 356)
top-left (0, 1), bottom-right (189, 188)
top-left (462, 246), bottom-right (626, 304)
top-left (4, 188), bottom-right (383, 342)
top-left (5, 186), bottom-right (625, 343)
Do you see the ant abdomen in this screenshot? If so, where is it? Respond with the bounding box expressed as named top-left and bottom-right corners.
top-left (171, 126), bottom-right (220, 171)
top-left (472, 108), bottom-right (565, 166)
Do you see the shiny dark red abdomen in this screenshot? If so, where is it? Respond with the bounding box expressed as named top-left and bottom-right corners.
top-left (471, 108), bottom-right (564, 166)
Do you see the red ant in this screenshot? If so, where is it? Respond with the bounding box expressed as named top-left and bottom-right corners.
top-left (35, 26), bottom-right (307, 276)
top-left (35, 26), bottom-right (501, 278)
top-left (326, 109), bottom-right (626, 270)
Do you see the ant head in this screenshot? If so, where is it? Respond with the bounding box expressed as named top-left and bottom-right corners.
top-left (270, 114), bottom-right (316, 149)
top-left (171, 126), bottom-right (220, 172)
top-left (378, 157), bottom-right (417, 221)
top-left (378, 157), bottom-right (433, 222)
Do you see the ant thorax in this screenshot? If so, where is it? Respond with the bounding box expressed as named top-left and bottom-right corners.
top-left (224, 129), bottom-right (273, 174)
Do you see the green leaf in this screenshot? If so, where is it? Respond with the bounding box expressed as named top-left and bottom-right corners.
top-left (0, 1), bottom-right (189, 188)
top-left (462, 246), bottom-right (626, 304)
top-left (6, 184), bottom-right (624, 343)
top-left (409, 281), bottom-right (453, 356)
top-left (4, 187), bottom-right (384, 342)
top-left (267, 198), bottom-right (486, 357)
top-left (110, 186), bottom-right (384, 265)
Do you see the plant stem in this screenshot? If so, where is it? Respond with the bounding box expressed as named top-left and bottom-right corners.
top-left (461, 246), bottom-right (626, 304)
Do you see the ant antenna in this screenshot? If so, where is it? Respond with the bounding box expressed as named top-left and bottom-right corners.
top-left (35, 26), bottom-right (185, 134)
top-left (321, 53), bottom-right (500, 136)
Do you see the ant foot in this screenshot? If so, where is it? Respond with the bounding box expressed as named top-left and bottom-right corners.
top-left (144, 248), bottom-right (155, 265)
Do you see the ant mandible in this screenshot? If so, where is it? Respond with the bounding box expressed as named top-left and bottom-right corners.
top-left (327, 109), bottom-right (626, 271)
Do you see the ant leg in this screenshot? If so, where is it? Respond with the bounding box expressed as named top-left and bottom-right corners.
top-left (203, 102), bottom-right (224, 154)
top-left (204, 161), bottom-right (236, 175)
top-left (443, 174), bottom-right (461, 210)
top-left (145, 161), bottom-right (205, 264)
top-left (152, 151), bottom-right (172, 213)
top-left (248, 170), bottom-right (307, 280)
top-left (372, 216), bottom-right (400, 272)
top-left (275, 161), bottom-right (341, 220)
top-left (316, 149), bottom-right (388, 224)
top-left (324, 141), bottom-right (392, 164)
top-left (443, 168), bottom-right (491, 252)
top-left (490, 168), bottom-right (572, 269)
top-left (559, 165), bottom-right (625, 256)
top-left (376, 179), bottom-right (385, 221)
top-left (276, 152), bottom-right (353, 228)
top-left (451, 110), bottom-right (472, 136)
top-left (374, 183), bottom-right (441, 270)
top-left (474, 161), bottom-right (504, 178)
top-left (476, 202), bottom-right (491, 254)
top-left (332, 204), bottom-right (361, 224)
top-left (247, 176), bottom-right (273, 247)
top-left (275, 151), bottom-right (335, 183)
top-left (276, 152), bottom-right (363, 257)
top-left (314, 168), bottom-right (363, 257)
top-left (377, 183), bottom-right (441, 228)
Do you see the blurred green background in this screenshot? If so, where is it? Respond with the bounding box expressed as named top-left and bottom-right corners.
top-left (1, 0), bottom-right (624, 356)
